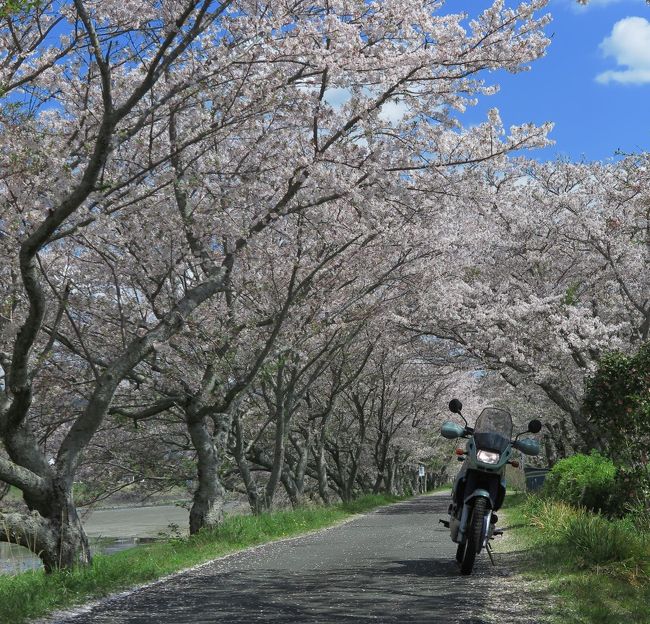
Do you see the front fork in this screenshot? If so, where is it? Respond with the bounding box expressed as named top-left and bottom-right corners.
top-left (451, 492), bottom-right (493, 551)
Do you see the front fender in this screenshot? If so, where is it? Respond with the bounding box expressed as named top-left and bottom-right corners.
top-left (464, 488), bottom-right (493, 508)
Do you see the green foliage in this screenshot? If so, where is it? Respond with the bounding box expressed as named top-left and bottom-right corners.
top-left (542, 451), bottom-right (618, 515)
top-left (524, 497), bottom-right (644, 570)
top-left (523, 496), bottom-right (650, 583)
top-left (584, 342), bottom-right (650, 465)
top-left (0, 494), bottom-right (403, 623)
top-left (0, 0), bottom-right (40, 18)
top-left (584, 342), bottom-right (650, 517)
top-left (563, 281), bottom-right (581, 306)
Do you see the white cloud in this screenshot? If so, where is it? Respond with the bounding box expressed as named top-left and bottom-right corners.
top-left (378, 99), bottom-right (410, 125)
top-left (596, 16), bottom-right (650, 84)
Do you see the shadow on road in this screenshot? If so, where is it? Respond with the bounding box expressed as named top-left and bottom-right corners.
top-left (71, 555), bottom-right (546, 624)
top-left (64, 495), bottom-right (548, 624)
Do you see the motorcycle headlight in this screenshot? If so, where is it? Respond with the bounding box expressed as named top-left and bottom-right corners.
top-left (477, 450), bottom-right (500, 464)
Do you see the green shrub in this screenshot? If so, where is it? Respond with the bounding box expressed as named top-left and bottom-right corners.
top-left (584, 344), bottom-right (650, 467)
top-left (564, 513), bottom-right (642, 567)
top-left (543, 451), bottom-right (619, 515)
top-left (583, 343), bottom-right (650, 519)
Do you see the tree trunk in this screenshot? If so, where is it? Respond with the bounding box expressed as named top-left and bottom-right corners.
top-left (265, 405), bottom-right (288, 509)
top-left (317, 430), bottom-right (330, 504)
top-left (292, 428), bottom-right (311, 502)
top-left (187, 413), bottom-right (229, 534)
top-left (280, 470), bottom-right (300, 508)
top-left (2, 480), bottom-right (91, 573)
top-left (41, 498), bottom-right (91, 573)
top-left (232, 414), bottom-right (264, 515)
top-left (385, 455), bottom-right (396, 495)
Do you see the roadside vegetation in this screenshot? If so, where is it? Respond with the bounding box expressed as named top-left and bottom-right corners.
top-left (504, 471), bottom-right (650, 623)
top-left (0, 494), bottom-right (404, 624)
top-left (499, 340), bottom-right (650, 623)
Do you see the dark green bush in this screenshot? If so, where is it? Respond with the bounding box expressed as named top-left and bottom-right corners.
top-left (583, 343), bottom-right (650, 520)
top-left (584, 343), bottom-right (650, 468)
top-left (543, 451), bottom-right (619, 515)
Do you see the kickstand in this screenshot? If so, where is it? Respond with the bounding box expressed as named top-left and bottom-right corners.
top-left (486, 541), bottom-right (496, 566)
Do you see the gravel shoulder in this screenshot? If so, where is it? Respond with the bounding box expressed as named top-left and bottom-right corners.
top-left (46, 493), bottom-right (552, 624)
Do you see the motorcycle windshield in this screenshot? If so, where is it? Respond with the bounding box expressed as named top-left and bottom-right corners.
top-left (473, 408), bottom-right (513, 453)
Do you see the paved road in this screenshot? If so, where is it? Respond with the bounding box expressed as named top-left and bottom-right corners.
top-left (52, 494), bottom-right (547, 624)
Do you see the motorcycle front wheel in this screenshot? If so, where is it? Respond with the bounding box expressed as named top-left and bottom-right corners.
top-left (455, 542), bottom-right (464, 563)
top-left (460, 497), bottom-right (487, 575)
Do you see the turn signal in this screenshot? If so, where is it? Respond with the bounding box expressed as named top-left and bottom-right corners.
top-left (510, 460), bottom-right (520, 468)
top-left (455, 448), bottom-right (465, 456)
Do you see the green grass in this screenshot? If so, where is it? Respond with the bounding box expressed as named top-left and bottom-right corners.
top-left (0, 494), bottom-right (404, 623)
top-left (3, 486), bottom-right (22, 502)
top-left (425, 484), bottom-right (452, 494)
top-left (502, 493), bottom-right (650, 623)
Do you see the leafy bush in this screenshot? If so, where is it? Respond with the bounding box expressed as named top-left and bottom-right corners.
top-left (584, 343), bottom-right (650, 466)
top-left (543, 451), bottom-right (619, 515)
top-left (584, 343), bottom-right (650, 518)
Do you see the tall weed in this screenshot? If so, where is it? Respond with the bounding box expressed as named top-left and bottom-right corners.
top-left (522, 496), bottom-right (649, 583)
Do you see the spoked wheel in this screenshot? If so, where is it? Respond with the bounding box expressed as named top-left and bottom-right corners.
top-left (460, 497), bottom-right (487, 575)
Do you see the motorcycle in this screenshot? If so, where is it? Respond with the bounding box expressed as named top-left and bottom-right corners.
top-left (439, 398), bottom-right (542, 575)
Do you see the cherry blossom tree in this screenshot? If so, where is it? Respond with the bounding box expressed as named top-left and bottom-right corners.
top-left (0, 0), bottom-right (279, 571)
top-left (408, 156), bottom-right (649, 459)
top-left (1, 0), bottom-right (553, 569)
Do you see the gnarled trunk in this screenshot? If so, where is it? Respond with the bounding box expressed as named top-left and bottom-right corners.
top-left (40, 499), bottom-right (91, 573)
top-left (2, 482), bottom-right (91, 573)
top-left (291, 428), bottom-right (311, 505)
top-left (280, 470), bottom-right (300, 508)
top-left (188, 413), bottom-right (230, 534)
top-left (264, 406), bottom-right (288, 510)
top-left (232, 414), bottom-right (264, 515)
top-left (385, 454), bottom-right (396, 495)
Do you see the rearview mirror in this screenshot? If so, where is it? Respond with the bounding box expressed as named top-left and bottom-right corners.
top-left (513, 438), bottom-right (540, 456)
top-left (448, 399), bottom-right (463, 414)
top-left (441, 421), bottom-right (466, 440)
top-left (528, 419), bottom-right (542, 434)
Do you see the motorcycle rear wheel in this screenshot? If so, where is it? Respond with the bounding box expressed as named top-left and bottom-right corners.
top-left (460, 497), bottom-right (487, 575)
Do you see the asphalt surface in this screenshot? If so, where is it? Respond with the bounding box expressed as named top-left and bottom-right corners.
top-left (51, 494), bottom-right (548, 624)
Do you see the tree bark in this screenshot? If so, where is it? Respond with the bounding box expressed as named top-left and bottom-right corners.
top-left (280, 470), bottom-right (300, 508)
top-left (265, 390), bottom-right (290, 509)
top-left (187, 412), bottom-right (230, 534)
top-left (316, 426), bottom-right (330, 504)
top-left (1, 479), bottom-right (91, 573)
top-left (291, 427), bottom-right (311, 503)
top-left (232, 413), bottom-right (264, 514)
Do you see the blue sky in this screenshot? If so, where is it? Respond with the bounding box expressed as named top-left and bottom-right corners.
top-left (449, 0), bottom-right (650, 162)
